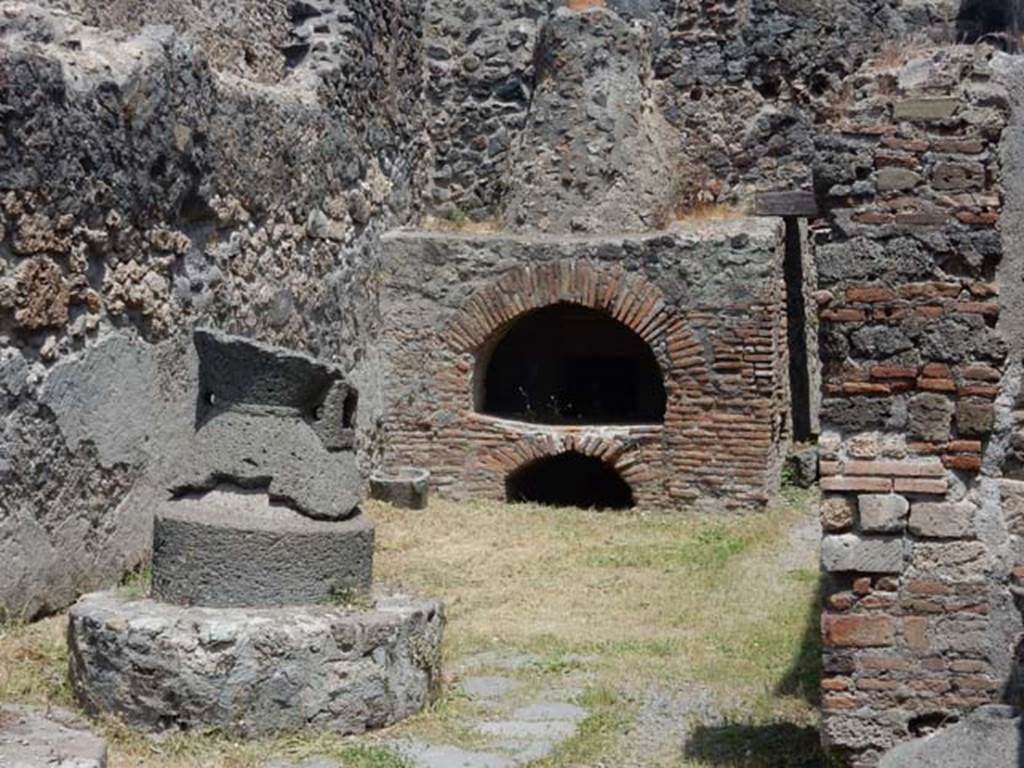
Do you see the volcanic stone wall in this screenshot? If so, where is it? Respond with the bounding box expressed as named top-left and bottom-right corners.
top-left (423, 0), bottom-right (960, 219)
top-left (375, 219), bottom-right (790, 510)
top-left (812, 47), bottom-right (1024, 766)
top-left (0, 0), bottom-right (425, 619)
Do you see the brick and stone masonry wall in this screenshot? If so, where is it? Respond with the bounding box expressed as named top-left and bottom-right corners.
top-left (812, 47), bottom-right (1024, 765)
top-left (422, 0), bottom-right (958, 219)
top-left (375, 219), bottom-right (790, 511)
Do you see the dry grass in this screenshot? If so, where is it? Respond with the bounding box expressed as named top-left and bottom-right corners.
top-left (0, 490), bottom-right (823, 767)
top-left (673, 203), bottom-right (749, 223)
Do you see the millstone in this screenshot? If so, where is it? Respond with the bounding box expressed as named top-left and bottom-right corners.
top-left (67, 590), bottom-right (444, 736)
top-left (153, 488), bottom-right (374, 608)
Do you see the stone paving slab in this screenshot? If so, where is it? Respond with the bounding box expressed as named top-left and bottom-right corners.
top-left (0, 705), bottom-right (108, 768)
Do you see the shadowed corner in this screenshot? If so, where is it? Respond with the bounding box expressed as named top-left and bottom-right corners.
top-left (682, 574), bottom-right (828, 767)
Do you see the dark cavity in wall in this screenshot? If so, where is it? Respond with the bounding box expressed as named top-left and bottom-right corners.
top-left (506, 452), bottom-right (634, 510)
top-left (957, 0), bottom-right (1024, 51)
top-left (785, 217), bottom-right (813, 441)
top-left (477, 303), bottom-right (666, 425)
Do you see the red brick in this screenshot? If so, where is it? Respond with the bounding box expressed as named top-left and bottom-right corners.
top-left (871, 365), bottom-right (918, 379)
top-left (947, 440), bottom-right (982, 453)
top-left (843, 459), bottom-right (944, 477)
top-left (958, 385), bottom-right (999, 398)
top-left (899, 282), bottom-right (962, 299)
top-left (823, 614), bottom-right (896, 647)
top-left (822, 677), bottom-right (852, 691)
top-left (922, 363), bottom-right (952, 378)
top-left (894, 478), bottom-right (948, 494)
top-left (822, 308), bottom-right (866, 322)
top-left (846, 286), bottom-right (897, 302)
top-left (918, 377), bottom-right (957, 392)
top-left (821, 476), bottom-right (893, 493)
top-left (956, 301), bottom-right (999, 318)
top-left (956, 211), bottom-right (999, 225)
top-left (907, 580), bottom-right (952, 595)
top-left (822, 693), bottom-right (864, 710)
top-left (842, 382), bottom-right (892, 395)
top-left (942, 454), bottom-right (982, 472)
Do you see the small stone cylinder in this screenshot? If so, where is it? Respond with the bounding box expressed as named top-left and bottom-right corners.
top-left (369, 467), bottom-right (430, 510)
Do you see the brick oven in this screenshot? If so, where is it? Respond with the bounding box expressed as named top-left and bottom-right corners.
top-left (374, 5), bottom-right (793, 510)
top-left (375, 223), bottom-right (790, 510)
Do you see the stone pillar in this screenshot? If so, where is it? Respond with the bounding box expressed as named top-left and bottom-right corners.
top-left (499, 5), bottom-right (678, 233)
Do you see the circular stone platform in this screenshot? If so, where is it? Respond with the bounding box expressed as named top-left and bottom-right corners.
top-left (153, 488), bottom-right (374, 607)
top-left (67, 589), bottom-right (443, 735)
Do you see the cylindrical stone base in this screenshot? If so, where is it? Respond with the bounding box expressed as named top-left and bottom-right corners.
top-left (153, 490), bottom-right (374, 608)
top-left (369, 467), bottom-right (430, 510)
top-left (68, 590), bottom-right (444, 736)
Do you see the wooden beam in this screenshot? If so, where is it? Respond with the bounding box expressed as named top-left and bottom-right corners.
top-left (753, 190), bottom-right (819, 218)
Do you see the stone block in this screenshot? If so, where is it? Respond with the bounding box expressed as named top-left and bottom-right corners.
top-left (153, 489), bottom-right (374, 608)
top-left (893, 97), bottom-right (959, 121)
top-left (1000, 478), bottom-right (1024, 535)
top-left (902, 616), bottom-right (929, 653)
top-left (822, 495), bottom-right (856, 532)
top-left (908, 393), bottom-right (954, 442)
top-left (822, 534), bottom-right (904, 574)
top-left (956, 399), bottom-right (995, 436)
top-left (876, 168), bottom-right (921, 191)
top-left (822, 614), bottom-right (896, 647)
top-left (911, 540), bottom-right (990, 581)
top-left (0, 705), bottom-right (107, 768)
top-left (369, 467), bottom-right (430, 510)
top-left (879, 705), bottom-right (1021, 768)
top-left (173, 329), bottom-right (363, 520)
top-left (908, 501), bottom-right (975, 539)
top-left (858, 494), bottom-right (909, 532)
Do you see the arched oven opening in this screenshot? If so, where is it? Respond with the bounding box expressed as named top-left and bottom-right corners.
top-left (505, 452), bottom-right (635, 510)
top-left (475, 303), bottom-right (666, 426)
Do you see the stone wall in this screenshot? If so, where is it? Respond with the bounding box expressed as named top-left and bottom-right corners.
top-left (0, 0), bottom-right (425, 619)
top-left (423, 0), bottom-right (960, 219)
top-left (813, 46), bottom-right (1024, 766)
top-left (376, 219), bottom-right (790, 510)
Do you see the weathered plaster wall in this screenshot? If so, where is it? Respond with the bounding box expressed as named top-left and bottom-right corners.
top-left (0, 1), bottom-right (425, 619)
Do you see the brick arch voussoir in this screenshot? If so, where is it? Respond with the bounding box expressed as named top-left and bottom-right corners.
top-left (448, 259), bottom-right (671, 355)
top-left (480, 431), bottom-right (644, 481)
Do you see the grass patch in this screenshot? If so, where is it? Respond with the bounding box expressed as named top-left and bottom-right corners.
top-left (117, 564), bottom-right (152, 599)
top-left (0, 616), bottom-right (72, 708)
top-left (0, 490), bottom-right (824, 767)
top-left (531, 685), bottom-right (630, 768)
